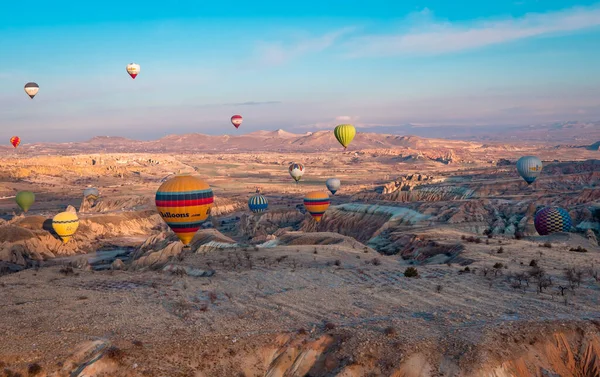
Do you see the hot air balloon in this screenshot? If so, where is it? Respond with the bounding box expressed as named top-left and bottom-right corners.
top-left (52, 211), bottom-right (80, 243)
top-left (126, 63), bottom-right (140, 79)
top-left (289, 163), bottom-right (305, 184)
top-left (10, 136), bottom-right (20, 148)
top-left (534, 207), bottom-right (572, 236)
top-left (24, 82), bottom-right (39, 99)
top-left (303, 191), bottom-right (330, 222)
top-left (248, 193), bottom-right (268, 213)
top-left (231, 115), bottom-right (243, 129)
top-left (155, 174), bottom-right (214, 245)
top-left (516, 156), bottom-right (542, 185)
top-left (325, 178), bottom-right (341, 195)
top-left (83, 187), bottom-right (100, 205)
top-left (334, 124), bottom-right (356, 149)
top-left (15, 191), bottom-right (35, 213)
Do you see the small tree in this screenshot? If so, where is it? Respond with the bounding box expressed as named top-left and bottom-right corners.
top-left (404, 267), bottom-right (419, 278)
top-left (529, 266), bottom-right (552, 293)
top-left (493, 263), bottom-right (504, 276)
top-left (564, 268), bottom-right (583, 289)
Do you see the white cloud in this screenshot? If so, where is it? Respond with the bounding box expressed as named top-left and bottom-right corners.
top-left (253, 27), bottom-right (356, 66)
top-left (342, 4), bottom-right (600, 57)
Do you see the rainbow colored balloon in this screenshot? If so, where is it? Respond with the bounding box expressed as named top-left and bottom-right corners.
top-left (155, 175), bottom-right (214, 245)
top-left (303, 191), bottom-right (330, 222)
top-left (534, 207), bottom-right (572, 236)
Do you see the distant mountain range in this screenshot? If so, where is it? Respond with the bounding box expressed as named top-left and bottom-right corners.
top-left (3, 121), bottom-right (598, 154)
top-left (5, 129), bottom-right (487, 154)
top-left (358, 121), bottom-right (600, 143)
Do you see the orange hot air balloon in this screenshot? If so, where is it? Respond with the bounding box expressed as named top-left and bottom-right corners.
top-left (155, 175), bottom-right (214, 245)
top-left (10, 136), bottom-right (20, 148)
top-left (231, 115), bottom-right (243, 129)
top-left (303, 191), bottom-right (330, 222)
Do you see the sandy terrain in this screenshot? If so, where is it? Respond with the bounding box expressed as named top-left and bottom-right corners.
top-left (0, 132), bottom-right (598, 376)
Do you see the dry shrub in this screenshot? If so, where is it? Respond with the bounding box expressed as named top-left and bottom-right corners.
top-left (59, 266), bottom-right (75, 276)
top-left (27, 363), bottom-right (42, 376)
top-left (105, 346), bottom-right (125, 363)
top-left (384, 326), bottom-right (397, 336)
top-left (404, 267), bottom-right (419, 278)
top-left (569, 246), bottom-right (588, 253)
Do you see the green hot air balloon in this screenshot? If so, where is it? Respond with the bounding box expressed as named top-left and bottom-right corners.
top-left (15, 191), bottom-right (35, 213)
top-left (334, 124), bottom-right (356, 149)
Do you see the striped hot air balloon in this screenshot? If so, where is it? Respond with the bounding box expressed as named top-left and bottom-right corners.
top-left (334, 124), bottom-right (356, 149)
top-left (303, 191), bottom-right (330, 222)
top-left (534, 207), bottom-right (572, 236)
top-left (248, 193), bottom-right (268, 213)
top-left (231, 115), bottom-right (243, 129)
top-left (289, 162), bottom-right (305, 184)
top-left (10, 136), bottom-right (20, 148)
top-left (24, 82), bottom-right (39, 99)
top-left (155, 175), bottom-right (214, 245)
top-left (52, 211), bottom-right (79, 243)
top-left (516, 156), bottom-right (542, 185)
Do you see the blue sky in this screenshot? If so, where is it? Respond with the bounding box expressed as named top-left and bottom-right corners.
top-left (1, 0), bottom-right (600, 142)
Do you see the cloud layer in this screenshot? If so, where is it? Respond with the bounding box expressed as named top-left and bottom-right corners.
top-left (255, 4), bottom-right (600, 60)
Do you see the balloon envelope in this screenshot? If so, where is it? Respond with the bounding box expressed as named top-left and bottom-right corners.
top-left (10, 136), bottom-right (20, 148)
top-left (248, 194), bottom-right (268, 213)
top-left (155, 175), bottom-right (214, 245)
top-left (325, 178), bottom-right (341, 195)
top-left (15, 191), bottom-right (35, 212)
top-left (303, 191), bottom-right (330, 222)
top-left (516, 156), bottom-right (542, 185)
top-left (24, 82), bottom-right (39, 99)
top-left (52, 212), bottom-right (79, 243)
top-left (289, 163), bottom-right (305, 183)
top-left (334, 124), bottom-right (356, 149)
top-left (83, 187), bottom-right (100, 205)
top-left (534, 207), bottom-right (572, 235)
top-left (126, 63), bottom-right (140, 79)
top-left (231, 115), bottom-right (243, 129)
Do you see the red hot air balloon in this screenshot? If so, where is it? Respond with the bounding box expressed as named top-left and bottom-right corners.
top-left (10, 136), bottom-right (20, 148)
top-left (231, 115), bottom-right (243, 129)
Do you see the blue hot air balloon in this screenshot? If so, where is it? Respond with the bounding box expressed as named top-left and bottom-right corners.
top-left (516, 156), bottom-right (542, 185)
top-left (248, 193), bottom-right (268, 213)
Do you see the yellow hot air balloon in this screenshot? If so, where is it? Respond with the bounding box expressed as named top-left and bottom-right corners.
top-left (303, 191), bottom-right (330, 222)
top-left (155, 174), bottom-right (214, 245)
top-left (334, 124), bottom-right (356, 149)
top-left (52, 212), bottom-right (79, 243)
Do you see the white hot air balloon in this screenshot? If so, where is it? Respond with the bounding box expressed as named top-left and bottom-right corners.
top-left (126, 63), bottom-right (140, 79)
top-left (325, 178), bottom-right (341, 195)
top-left (288, 163), bottom-right (305, 184)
